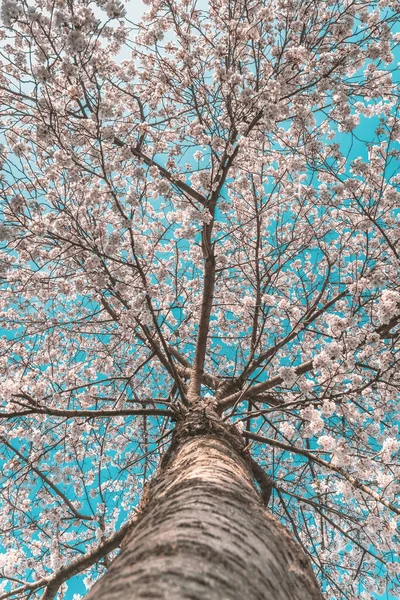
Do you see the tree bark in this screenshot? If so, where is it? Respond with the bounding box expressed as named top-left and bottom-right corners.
top-left (85, 407), bottom-right (323, 600)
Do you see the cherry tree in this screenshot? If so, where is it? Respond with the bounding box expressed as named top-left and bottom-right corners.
top-left (0, 0), bottom-right (399, 598)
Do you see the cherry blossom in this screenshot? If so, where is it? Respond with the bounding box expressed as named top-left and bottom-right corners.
top-left (0, 0), bottom-right (399, 598)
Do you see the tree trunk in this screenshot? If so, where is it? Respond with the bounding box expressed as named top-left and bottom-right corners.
top-left (85, 407), bottom-right (323, 600)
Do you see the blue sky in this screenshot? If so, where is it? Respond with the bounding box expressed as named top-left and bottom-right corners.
top-left (1, 1), bottom-right (399, 599)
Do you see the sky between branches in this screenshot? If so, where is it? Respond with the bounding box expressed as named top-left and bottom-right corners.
top-left (0, 0), bottom-right (399, 598)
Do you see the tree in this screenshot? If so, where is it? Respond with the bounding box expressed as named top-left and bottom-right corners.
top-left (0, 0), bottom-right (399, 597)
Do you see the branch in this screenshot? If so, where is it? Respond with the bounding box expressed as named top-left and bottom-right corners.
top-left (176, 365), bottom-right (220, 391)
top-left (376, 313), bottom-right (400, 339)
top-left (186, 135), bottom-right (243, 402)
top-left (113, 137), bottom-right (207, 206)
top-left (248, 454), bottom-right (273, 507)
top-left (6, 402), bottom-right (176, 420)
top-left (243, 291), bottom-right (347, 379)
top-left (218, 305), bottom-right (398, 412)
top-left (100, 295), bottom-right (187, 400)
top-left (218, 360), bottom-right (314, 411)
top-left (0, 437), bottom-right (92, 521)
top-left (275, 486), bottom-right (384, 564)
top-left (248, 393), bottom-right (284, 407)
top-left (100, 294), bottom-right (220, 395)
top-left (187, 251), bottom-right (216, 402)
top-left (0, 518), bottom-right (135, 600)
top-left (244, 430), bottom-right (400, 517)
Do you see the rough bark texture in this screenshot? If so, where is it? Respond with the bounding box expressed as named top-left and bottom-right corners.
top-left (85, 407), bottom-right (323, 600)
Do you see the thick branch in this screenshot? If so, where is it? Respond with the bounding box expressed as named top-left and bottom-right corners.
top-left (376, 313), bottom-right (400, 339)
top-left (218, 360), bottom-right (314, 411)
top-left (219, 298), bottom-right (399, 412)
top-left (248, 455), bottom-right (273, 507)
top-left (5, 402), bottom-right (175, 420)
top-left (187, 252), bottom-right (216, 402)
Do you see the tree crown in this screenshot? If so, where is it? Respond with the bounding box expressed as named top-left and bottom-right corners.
top-left (0, 0), bottom-right (399, 598)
